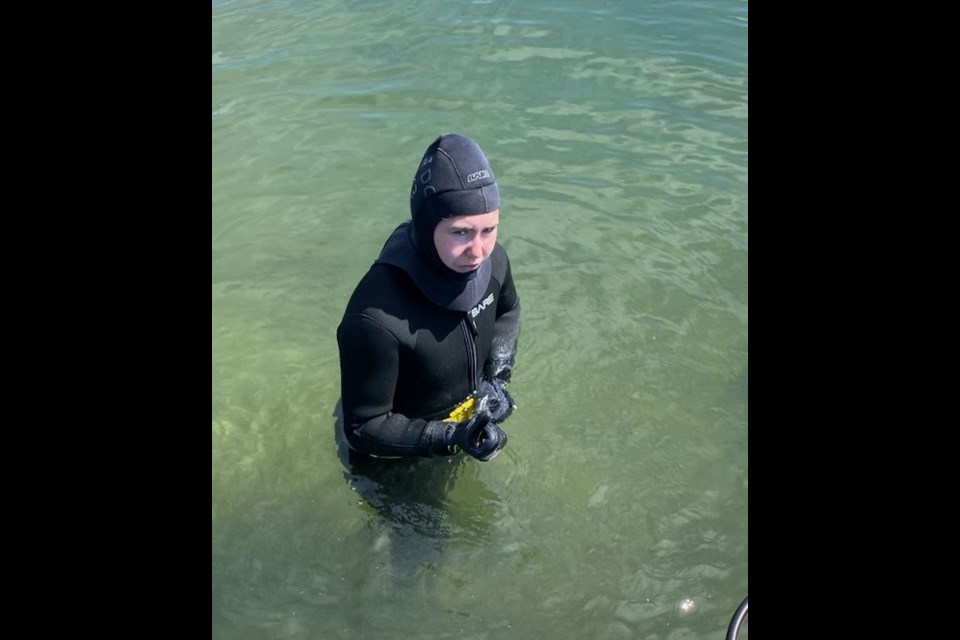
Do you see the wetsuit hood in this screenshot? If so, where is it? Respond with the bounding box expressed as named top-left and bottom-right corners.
top-left (409, 134), bottom-right (500, 274)
top-left (375, 222), bottom-right (492, 313)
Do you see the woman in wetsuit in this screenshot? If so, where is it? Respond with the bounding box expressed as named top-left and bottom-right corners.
top-left (337, 134), bottom-right (520, 462)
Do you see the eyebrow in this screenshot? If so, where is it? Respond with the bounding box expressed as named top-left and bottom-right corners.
top-left (449, 221), bottom-right (498, 231)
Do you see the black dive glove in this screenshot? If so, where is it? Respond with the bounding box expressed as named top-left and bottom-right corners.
top-left (445, 411), bottom-right (507, 461)
top-left (477, 377), bottom-right (516, 426)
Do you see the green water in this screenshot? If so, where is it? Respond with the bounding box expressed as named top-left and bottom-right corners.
top-left (213, 1), bottom-right (748, 638)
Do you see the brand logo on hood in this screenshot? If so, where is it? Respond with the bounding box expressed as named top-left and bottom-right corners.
top-left (466, 170), bottom-right (490, 183)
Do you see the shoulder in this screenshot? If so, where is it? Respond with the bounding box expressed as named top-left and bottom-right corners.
top-left (354, 261), bottom-right (406, 289)
top-left (341, 264), bottom-right (427, 334)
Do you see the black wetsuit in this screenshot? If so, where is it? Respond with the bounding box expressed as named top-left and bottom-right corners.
top-left (337, 222), bottom-right (520, 458)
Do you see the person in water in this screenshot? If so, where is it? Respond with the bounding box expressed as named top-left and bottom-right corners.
top-left (336, 134), bottom-right (520, 462)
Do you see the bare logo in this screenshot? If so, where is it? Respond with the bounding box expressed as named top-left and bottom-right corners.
top-left (466, 170), bottom-right (490, 183)
top-left (469, 293), bottom-right (495, 318)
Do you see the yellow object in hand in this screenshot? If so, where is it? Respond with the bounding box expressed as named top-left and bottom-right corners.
top-left (444, 395), bottom-right (476, 422)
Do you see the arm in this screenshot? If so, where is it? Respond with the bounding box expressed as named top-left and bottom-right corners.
top-left (483, 299), bottom-right (520, 381)
top-left (483, 255), bottom-right (520, 381)
top-left (479, 256), bottom-right (520, 424)
top-left (337, 314), bottom-right (451, 457)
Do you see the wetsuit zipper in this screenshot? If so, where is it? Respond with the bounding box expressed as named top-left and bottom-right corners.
top-left (461, 314), bottom-right (479, 394)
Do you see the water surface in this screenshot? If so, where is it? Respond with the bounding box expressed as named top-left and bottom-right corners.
top-left (213, 1), bottom-right (748, 638)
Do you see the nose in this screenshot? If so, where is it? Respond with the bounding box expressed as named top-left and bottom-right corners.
top-left (466, 234), bottom-right (484, 257)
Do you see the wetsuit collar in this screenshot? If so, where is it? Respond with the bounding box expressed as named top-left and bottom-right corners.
top-left (375, 222), bottom-right (492, 312)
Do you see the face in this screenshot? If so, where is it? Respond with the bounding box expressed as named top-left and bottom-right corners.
top-left (433, 209), bottom-right (500, 273)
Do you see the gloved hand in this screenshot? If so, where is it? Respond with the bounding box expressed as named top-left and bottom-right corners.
top-left (445, 410), bottom-right (507, 461)
top-left (477, 377), bottom-right (516, 425)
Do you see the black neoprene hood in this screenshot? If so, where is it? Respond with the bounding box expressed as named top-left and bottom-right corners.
top-left (410, 134), bottom-right (501, 255)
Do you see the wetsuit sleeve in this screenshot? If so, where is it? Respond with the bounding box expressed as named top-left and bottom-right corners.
top-left (337, 314), bottom-right (451, 457)
top-left (483, 257), bottom-right (520, 382)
